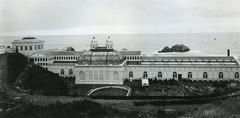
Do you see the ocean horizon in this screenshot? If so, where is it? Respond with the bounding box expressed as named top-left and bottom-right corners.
top-left (1, 32), bottom-right (240, 58)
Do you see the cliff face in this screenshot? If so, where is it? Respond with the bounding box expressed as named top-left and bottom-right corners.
top-left (159, 44), bottom-right (190, 53)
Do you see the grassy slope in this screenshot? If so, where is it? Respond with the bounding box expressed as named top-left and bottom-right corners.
top-left (184, 96), bottom-right (240, 118)
top-left (2, 100), bottom-right (141, 118)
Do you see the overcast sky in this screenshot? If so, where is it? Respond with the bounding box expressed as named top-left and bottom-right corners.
top-left (1, 0), bottom-right (240, 36)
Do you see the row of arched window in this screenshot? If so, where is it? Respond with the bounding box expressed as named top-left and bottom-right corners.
top-left (78, 71), bottom-right (120, 80)
top-left (128, 71), bottom-right (240, 79)
top-left (60, 69), bottom-right (73, 75)
top-left (16, 45), bottom-right (43, 51)
top-left (55, 56), bottom-right (79, 60)
top-left (125, 56), bottom-right (142, 60)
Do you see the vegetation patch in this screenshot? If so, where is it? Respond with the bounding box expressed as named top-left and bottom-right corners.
top-left (1, 100), bottom-right (141, 118)
top-left (124, 78), bottom-right (240, 97)
top-left (184, 96), bottom-right (240, 118)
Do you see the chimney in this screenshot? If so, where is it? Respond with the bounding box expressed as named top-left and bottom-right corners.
top-left (227, 49), bottom-right (230, 57)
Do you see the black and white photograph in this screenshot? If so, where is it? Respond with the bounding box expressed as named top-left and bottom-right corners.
top-left (1, 0), bottom-right (240, 118)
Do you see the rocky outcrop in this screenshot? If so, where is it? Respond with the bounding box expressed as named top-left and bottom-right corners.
top-left (158, 44), bottom-right (190, 53)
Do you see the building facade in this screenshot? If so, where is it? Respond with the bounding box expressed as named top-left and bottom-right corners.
top-left (12, 36), bottom-right (240, 85)
top-left (12, 37), bottom-right (44, 56)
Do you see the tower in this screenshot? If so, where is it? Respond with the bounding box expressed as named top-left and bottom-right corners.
top-left (90, 36), bottom-right (98, 49)
top-left (105, 36), bottom-right (113, 49)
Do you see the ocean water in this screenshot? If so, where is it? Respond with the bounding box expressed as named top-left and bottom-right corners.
top-left (1, 33), bottom-right (240, 57)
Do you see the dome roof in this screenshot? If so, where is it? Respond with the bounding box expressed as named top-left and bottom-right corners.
top-left (22, 37), bottom-right (36, 40)
top-left (91, 36), bottom-right (97, 42)
top-left (77, 48), bottom-right (124, 65)
top-left (65, 47), bottom-right (75, 51)
top-left (106, 36), bottom-right (111, 41)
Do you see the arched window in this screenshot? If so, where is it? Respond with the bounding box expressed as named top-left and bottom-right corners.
top-left (69, 69), bottom-right (73, 75)
top-left (235, 72), bottom-right (239, 79)
top-left (129, 71), bottom-right (133, 78)
top-left (188, 72), bottom-right (192, 78)
top-left (203, 72), bottom-right (208, 78)
top-left (143, 71), bottom-right (148, 78)
top-left (173, 72), bottom-right (177, 78)
top-left (79, 71), bottom-right (85, 80)
top-left (219, 72), bottom-right (224, 78)
top-left (60, 69), bottom-right (64, 75)
top-left (113, 71), bottom-right (119, 80)
top-left (99, 71), bottom-right (104, 80)
top-left (158, 71), bottom-right (162, 78)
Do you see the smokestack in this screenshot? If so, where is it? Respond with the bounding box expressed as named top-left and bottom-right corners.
top-left (227, 49), bottom-right (230, 57)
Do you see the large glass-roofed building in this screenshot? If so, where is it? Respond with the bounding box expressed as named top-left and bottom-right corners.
top-left (12, 36), bottom-right (240, 85)
top-left (77, 47), bottom-right (124, 65)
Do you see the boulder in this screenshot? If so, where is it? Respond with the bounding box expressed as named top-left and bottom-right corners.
top-left (159, 44), bottom-right (190, 53)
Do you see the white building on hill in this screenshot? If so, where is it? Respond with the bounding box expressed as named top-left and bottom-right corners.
top-left (12, 37), bottom-right (44, 56)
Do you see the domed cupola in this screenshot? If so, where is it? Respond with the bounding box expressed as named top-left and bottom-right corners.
top-left (105, 36), bottom-right (113, 49)
top-left (90, 36), bottom-right (98, 49)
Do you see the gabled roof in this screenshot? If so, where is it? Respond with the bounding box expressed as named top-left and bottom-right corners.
top-left (142, 56), bottom-right (236, 61)
top-left (12, 37), bottom-right (44, 44)
top-left (48, 63), bottom-right (75, 66)
top-left (140, 56), bottom-right (239, 66)
top-left (28, 50), bottom-right (53, 58)
top-left (51, 51), bottom-right (84, 56)
top-left (119, 51), bottom-right (141, 55)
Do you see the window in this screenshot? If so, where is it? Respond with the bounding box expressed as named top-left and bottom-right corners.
top-left (143, 71), bottom-right (148, 78)
top-left (188, 72), bottom-right (192, 78)
top-left (158, 71), bottom-right (162, 78)
top-left (15, 46), bottom-right (18, 50)
top-left (29, 46), bottom-right (32, 50)
top-left (79, 71), bottom-right (85, 80)
top-left (113, 71), bottom-right (119, 80)
top-left (60, 69), bottom-right (64, 75)
top-left (129, 71), bottom-right (133, 77)
top-left (69, 69), bottom-right (73, 75)
top-left (20, 46), bottom-right (23, 50)
top-left (38, 45), bottom-right (40, 49)
top-left (203, 72), bottom-right (208, 78)
top-left (235, 72), bottom-right (239, 79)
top-left (219, 72), bottom-right (224, 78)
top-left (173, 72), bottom-right (177, 78)
top-left (35, 45), bottom-right (37, 50)
top-left (25, 46), bottom-right (28, 50)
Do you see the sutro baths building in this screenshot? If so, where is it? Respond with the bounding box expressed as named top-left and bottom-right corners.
top-left (11, 36), bottom-right (240, 85)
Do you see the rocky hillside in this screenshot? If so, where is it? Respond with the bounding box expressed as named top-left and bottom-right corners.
top-left (6, 53), bottom-right (68, 96)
